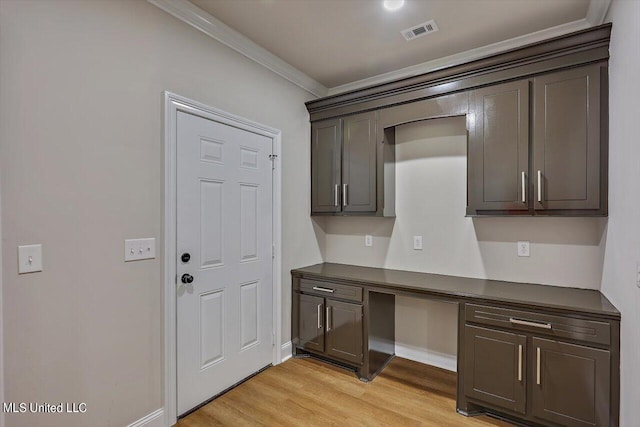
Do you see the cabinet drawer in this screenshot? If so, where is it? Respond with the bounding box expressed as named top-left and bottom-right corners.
top-left (298, 279), bottom-right (362, 302)
top-left (465, 304), bottom-right (610, 346)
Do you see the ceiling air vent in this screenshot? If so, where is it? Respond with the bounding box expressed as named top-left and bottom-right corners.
top-left (401, 20), bottom-right (439, 41)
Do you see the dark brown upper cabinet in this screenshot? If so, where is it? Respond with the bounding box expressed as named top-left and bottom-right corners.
top-left (533, 65), bottom-right (607, 215)
top-left (311, 111), bottom-right (393, 216)
top-left (467, 64), bottom-right (607, 216)
top-left (311, 118), bottom-right (341, 214)
top-left (467, 80), bottom-right (530, 215)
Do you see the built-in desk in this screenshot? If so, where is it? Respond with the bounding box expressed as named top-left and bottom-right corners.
top-left (291, 263), bottom-right (620, 427)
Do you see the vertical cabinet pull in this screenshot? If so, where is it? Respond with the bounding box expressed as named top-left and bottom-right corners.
top-left (317, 304), bottom-right (322, 329)
top-left (537, 170), bottom-right (542, 203)
top-left (326, 306), bottom-right (331, 331)
top-left (343, 184), bottom-right (348, 206)
top-left (518, 344), bottom-right (523, 382)
top-left (334, 184), bottom-right (339, 207)
top-left (521, 172), bottom-right (526, 203)
top-left (536, 347), bottom-right (541, 385)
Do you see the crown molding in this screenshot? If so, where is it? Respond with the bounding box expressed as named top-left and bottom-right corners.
top-left (147, 0), bottom-right (328, 98)
top-left (327, 18), bottom-right (594, 96)
top-left (308, 23), bottom-right (611, 121)
top-left (586, 0), bottom-right (612, 25)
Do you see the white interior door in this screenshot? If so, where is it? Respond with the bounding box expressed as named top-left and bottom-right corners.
top-left (176, 111), bottom-right (274, 415)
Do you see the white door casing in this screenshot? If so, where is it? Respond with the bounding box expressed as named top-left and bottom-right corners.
top-left (163, 93), bottom-right (282, 425)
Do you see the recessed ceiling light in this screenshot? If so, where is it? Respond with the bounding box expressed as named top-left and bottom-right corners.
top-left (383, 0), bottom-right (404, 11)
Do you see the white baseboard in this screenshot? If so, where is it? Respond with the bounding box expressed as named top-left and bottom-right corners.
top-left (127, 408), bottom-right (165, 427)
top-left (281, 341), bottom-right (292, 363)
top-left (395, 343), bottom-right (457, 372)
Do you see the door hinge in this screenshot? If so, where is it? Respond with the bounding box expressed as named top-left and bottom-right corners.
top-left (272, 331), bottom-right (275, 346)
top-left (268, 154), bottom-right (278, 170)
top-left (272, 244), bottom-right (275, 259)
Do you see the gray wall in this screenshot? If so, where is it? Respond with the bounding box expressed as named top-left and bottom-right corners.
top-left (321, 117), bottom-right (607, 369)
top-left (0, 1), bottom-right (322, 426)
top-left (602, 1), bottom-right (640, 424)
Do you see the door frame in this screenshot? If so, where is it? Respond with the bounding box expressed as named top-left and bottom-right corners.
top-left (162, 92), bottom-right (282, 425)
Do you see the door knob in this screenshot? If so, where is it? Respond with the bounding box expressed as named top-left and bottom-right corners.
top-left (181, 252), bottom-right (191, 263)
top-left (181, 273), bottom-right (194, 284)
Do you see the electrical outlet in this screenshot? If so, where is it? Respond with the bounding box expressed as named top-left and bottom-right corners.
top-left (365, 235), bottom-right (373, 247)
top-left (517, 241), bottom-right (530, 257)
top-left (413, 236), bottom-right (423, 250)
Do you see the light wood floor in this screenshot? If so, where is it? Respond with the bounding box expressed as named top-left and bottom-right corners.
top-left (176, 356), bottom-right (514, 426)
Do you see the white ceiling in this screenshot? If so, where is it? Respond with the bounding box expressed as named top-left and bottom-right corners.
top-left (189, 0), bottom-right (592, 89)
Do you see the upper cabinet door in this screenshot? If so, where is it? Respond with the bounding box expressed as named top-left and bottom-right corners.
top-left (467, 80), bottom-right (530, 214)
top-left (342, 111), bottom-right (377, 213)
top-left (533, 65), bottom-right (604, 213)
top-left (311, 118), bottom-right (342, 213)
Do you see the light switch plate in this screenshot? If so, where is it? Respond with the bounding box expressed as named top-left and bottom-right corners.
top-left (18, 244), bottom-right (43, 274)
top-left (517, 241), bottom-right (530, 257)
top-left (125, 238), bottom-right (156, 262)
top-left (365, 235), bottom-right (373, 247)
top-left (413, 236), bottom-right (423, 250)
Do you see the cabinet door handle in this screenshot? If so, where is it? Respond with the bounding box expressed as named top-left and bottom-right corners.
top-left (521, 172), bottom-right (526, 203)
top-left (326, 306), bottom-right (332, 332)
top-left (509, 317), bottom-right (552, 330)
top-left (518, 344), bottom-right (523, 382)
top-left (334, 184), bottom-right (339, 207)
top-left (317, 304), bottom-right (322, 329)
top-left (537, 170), bottom-right (542, 203)
top-left (343, 184), bottom-right (348, 206)
top-left (536, 347), bottom-right (541, 385)
top-left (312, 286), bottom-right (335, 293)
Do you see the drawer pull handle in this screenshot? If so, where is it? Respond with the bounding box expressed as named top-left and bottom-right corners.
top-left (521, 171), bottom-right (526, 203)
top-left (326, 306), bottom-right (332, 332)
top-left (312, 286), bottom-right (335, 293)
top-left (536, 347), bottom-right (541, 385)
top-left (317, 304), bottom-right (322, 329)
top-left (518, 344), bottom-right (523, 382)
top-left (334, 184), bottom-right (339, 207)
top-left (509, 318), bottom-right (552, 330)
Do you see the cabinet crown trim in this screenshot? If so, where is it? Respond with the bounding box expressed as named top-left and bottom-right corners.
top-left (306, 24), bottom-right (611, 121)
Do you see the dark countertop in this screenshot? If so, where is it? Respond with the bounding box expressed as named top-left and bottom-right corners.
top-left (292, 263), bottom-right (620, 320)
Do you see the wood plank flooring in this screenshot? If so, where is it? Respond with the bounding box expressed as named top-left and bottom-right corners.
top-left (176, 357), bottom-right (514, 426)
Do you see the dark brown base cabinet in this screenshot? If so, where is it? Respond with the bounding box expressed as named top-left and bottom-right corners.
top-left (292, 264), bottom-right (620, 427)
top-left (295, 279), bottom-right (364, 366)
top-left (461, 304), bottom-right (617, 427)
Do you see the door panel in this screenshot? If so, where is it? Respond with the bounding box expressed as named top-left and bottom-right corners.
top-left (342, 112), bottom-right (377, 213)
top-left (326, 300), bottom-right (363, 365)
top-left (532, 337), bottom-right (610, 427)
top-left (311, 119), bottom-right (341, 213)
top-left (177, 111), bottom-right (273, 415)
top-left (533, 65), bottom-right (601, 211)
top-left (298, 293), bottom-right (324, 353)
top-left (464, 325), bottom-right (527, 414)
top-left (468, 80), bottom-right (530, 213)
